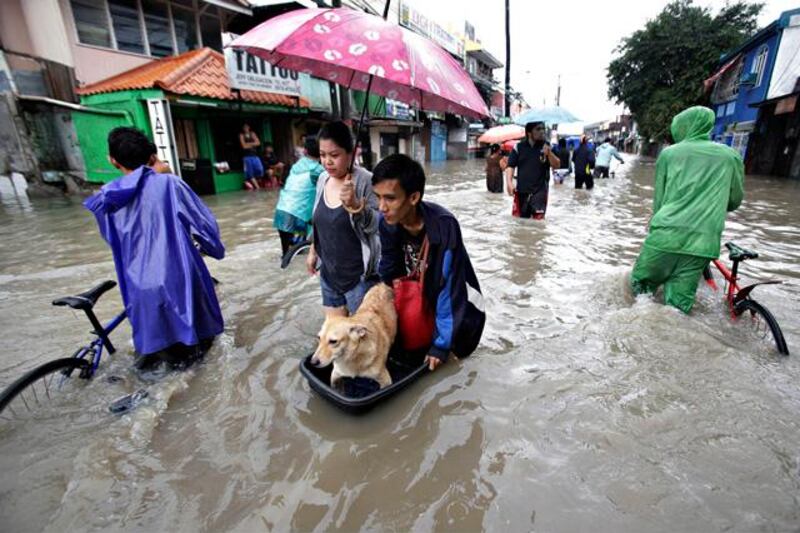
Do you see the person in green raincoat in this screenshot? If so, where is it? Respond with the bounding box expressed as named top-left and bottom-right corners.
top-left (631, 106), bottom-right (744, 313)
top-left (274, 136), bottom-right (324, 255)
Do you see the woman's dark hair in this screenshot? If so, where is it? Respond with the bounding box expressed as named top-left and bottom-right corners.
top-left (304, 136), bottom-right (320, 158)
top-left (558, 138), bottom-right (567, 148)
top-left (317, 121), bottom-right (354, 153)
top-left (490, 143), bottom-right (501, 154)
top-left (108, 127), bottom-right (156, 170)
top-left (371, 153), bottom-right (425, 200)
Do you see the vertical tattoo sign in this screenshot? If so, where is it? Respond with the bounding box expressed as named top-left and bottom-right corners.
top-left (146, 99), bottom-right (179, 177)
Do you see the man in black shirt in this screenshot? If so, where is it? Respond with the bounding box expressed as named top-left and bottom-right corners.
top-left (372, 154), bottom-right (486, 371)
top-left (505, 121), bottom-right (561, 219)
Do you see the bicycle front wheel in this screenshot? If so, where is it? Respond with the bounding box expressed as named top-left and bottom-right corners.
top-left (281, 240), bottom-right (311, 269)
top-left (0, 358), bottom-right (91, 419)
top-left (734, 299), bottom-right (790, 356)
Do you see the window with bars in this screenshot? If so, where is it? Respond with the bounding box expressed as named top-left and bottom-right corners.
top-left (751, 45), bottom-right (769, 88)
top-left (69, 0), bottom-right (224, 56)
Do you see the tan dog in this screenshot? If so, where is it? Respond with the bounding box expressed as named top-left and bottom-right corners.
top-left (311, 283), bottom-right (397, 389)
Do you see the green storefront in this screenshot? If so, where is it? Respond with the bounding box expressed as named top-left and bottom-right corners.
top-left (71, 48), bottom-right (312, 194)
top-left (73, 89), bottom-right (308, 194)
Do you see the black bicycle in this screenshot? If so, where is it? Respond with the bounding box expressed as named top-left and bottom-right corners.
top-left (281, 238), bottom-right (311, 269)
top-left (0, 281), bottom-right (126, 419)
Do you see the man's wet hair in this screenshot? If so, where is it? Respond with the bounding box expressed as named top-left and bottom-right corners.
top-left (372, 153), bottom-right (425, 200)
top-left (108, 127), bottom-right (156, 170)
top-left (304, 136), bottom-right (320, 158)
top-left (525, 121), bottom-right (545, 136)
top-left (318, 121), bottom-right (354, 153)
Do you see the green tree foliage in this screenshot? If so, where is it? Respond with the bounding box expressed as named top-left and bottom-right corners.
top-left (607, 0), bottom-right (762, 142)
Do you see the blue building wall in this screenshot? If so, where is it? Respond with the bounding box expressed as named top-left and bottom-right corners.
top-left (712, 30), bottom-right (781, 147)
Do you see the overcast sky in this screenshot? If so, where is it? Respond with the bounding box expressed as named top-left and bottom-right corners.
top-left (404, 0), bottom-right (798, 124)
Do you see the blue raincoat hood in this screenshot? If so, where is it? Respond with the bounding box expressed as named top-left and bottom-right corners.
top-left (84, 166), bottom-right (148, 214)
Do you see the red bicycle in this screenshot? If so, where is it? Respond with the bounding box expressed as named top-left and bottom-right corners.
top-left (703, 242), bottom-right (789, 355)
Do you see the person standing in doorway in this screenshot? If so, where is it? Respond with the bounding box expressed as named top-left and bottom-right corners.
top-left (263, 142), bottom-right (285, 189)
top-left (240, 123), bottom-right (263, 190)
top-left (595, 137), bottom-right (624, 178)
top-left (572, 136), bottom-right (596, 190)
top-left (505, 121), bottom-right (561, 219)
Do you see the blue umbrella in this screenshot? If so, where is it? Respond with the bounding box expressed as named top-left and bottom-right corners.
top-left (514, 106), bottom-right (580, 126)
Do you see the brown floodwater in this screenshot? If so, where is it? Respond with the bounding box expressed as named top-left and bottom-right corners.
top-left (1, 157), bottom-right (799, 532)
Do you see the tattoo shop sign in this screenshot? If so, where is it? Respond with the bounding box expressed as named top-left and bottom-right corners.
top-left (146, 99), bottom-right (179, 176)
top-left (223, 33), bottom-right (301, 96)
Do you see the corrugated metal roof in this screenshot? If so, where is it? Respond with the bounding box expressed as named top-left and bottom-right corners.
top-left (77, 48), bottom-right (308, 108)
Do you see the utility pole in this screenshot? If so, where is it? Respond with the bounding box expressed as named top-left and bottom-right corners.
top-left (504, 0), bottom-right (511, 118)
top-left (555, 74), bottom-right (561, 107)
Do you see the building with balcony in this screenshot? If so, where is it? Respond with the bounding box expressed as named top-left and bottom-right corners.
top-left (705, 10), bottom-right (788, 159)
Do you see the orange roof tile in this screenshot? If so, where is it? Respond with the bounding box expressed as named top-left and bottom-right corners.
top-left (77, 48), bottom-right (309, 108)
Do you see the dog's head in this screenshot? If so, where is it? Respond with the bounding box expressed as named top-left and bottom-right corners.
top-left (310, 317), bottom-right (368, 368)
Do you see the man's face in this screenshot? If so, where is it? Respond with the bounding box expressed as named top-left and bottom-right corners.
top-left (530, 124), bottom-right (545, 142)
top-left (266, 146), bottom-right (274, 154)
top-left (373, 179), bottom-right (419, 225)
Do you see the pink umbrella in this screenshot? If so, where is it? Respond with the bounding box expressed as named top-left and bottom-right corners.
top-left (229, 7), bottom-right (489, 120)
top-left (501, 139), bottom-right (518, 153)
top-left (478, 124), bottom-right (525, 144)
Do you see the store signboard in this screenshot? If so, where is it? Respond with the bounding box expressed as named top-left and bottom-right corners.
top-left (399, 4), bottom-right (463, 57)
top-left (223, 33), bottom-right (301, 96)
top-left (146, 98), bottom-right (179, 177)
top-left (386, 98), bottom-right (411, 120)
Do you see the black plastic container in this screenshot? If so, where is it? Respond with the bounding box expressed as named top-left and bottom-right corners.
top-left (299, 351), bottom-right (429, 414)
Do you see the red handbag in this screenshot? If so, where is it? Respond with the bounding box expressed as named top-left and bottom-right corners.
top-left (393, 236), bottom-right (435, 351)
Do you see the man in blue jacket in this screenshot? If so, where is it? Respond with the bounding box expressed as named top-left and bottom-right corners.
top-left (372, 154), bottom-right (486, 371)
top-left (85, 127), bottom-right (225, 369)
top-left (594, 137), bottom-right (624, 178)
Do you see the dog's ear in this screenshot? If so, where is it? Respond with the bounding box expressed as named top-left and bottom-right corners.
top-left (349, 324), bottom-right (368, 338)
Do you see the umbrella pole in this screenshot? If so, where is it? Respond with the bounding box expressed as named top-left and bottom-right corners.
top-left (350, 73), bottom-right (375, 173)
top-left (348, 0), bottom-right (390, 173)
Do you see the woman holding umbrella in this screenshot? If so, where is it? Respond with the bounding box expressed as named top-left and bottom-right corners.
top-left (306, 122), bottom-right (380, 317)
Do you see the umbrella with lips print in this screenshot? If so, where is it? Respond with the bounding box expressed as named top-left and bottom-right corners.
top-left (228, 6), bottom-right (489, 121)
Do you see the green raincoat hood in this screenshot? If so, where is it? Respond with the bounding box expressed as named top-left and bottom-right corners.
top-left (670, 106), bottom-right (715, 142)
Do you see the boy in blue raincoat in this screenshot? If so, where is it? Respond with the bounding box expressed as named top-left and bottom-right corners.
top-left (84, 127), bottom-right (225, 367)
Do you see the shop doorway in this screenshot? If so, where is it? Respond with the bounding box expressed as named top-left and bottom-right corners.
top-left (379, 132), bottom-right (399, 159)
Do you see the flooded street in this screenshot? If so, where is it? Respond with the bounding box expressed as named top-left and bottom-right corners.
top-left (2, 157), bottom-right (800, 532)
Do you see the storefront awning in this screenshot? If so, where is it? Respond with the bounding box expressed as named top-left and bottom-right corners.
top-left (703, 55), bottom-right (741, 93)
top-left (77, 48), bottom-right (308, 109)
